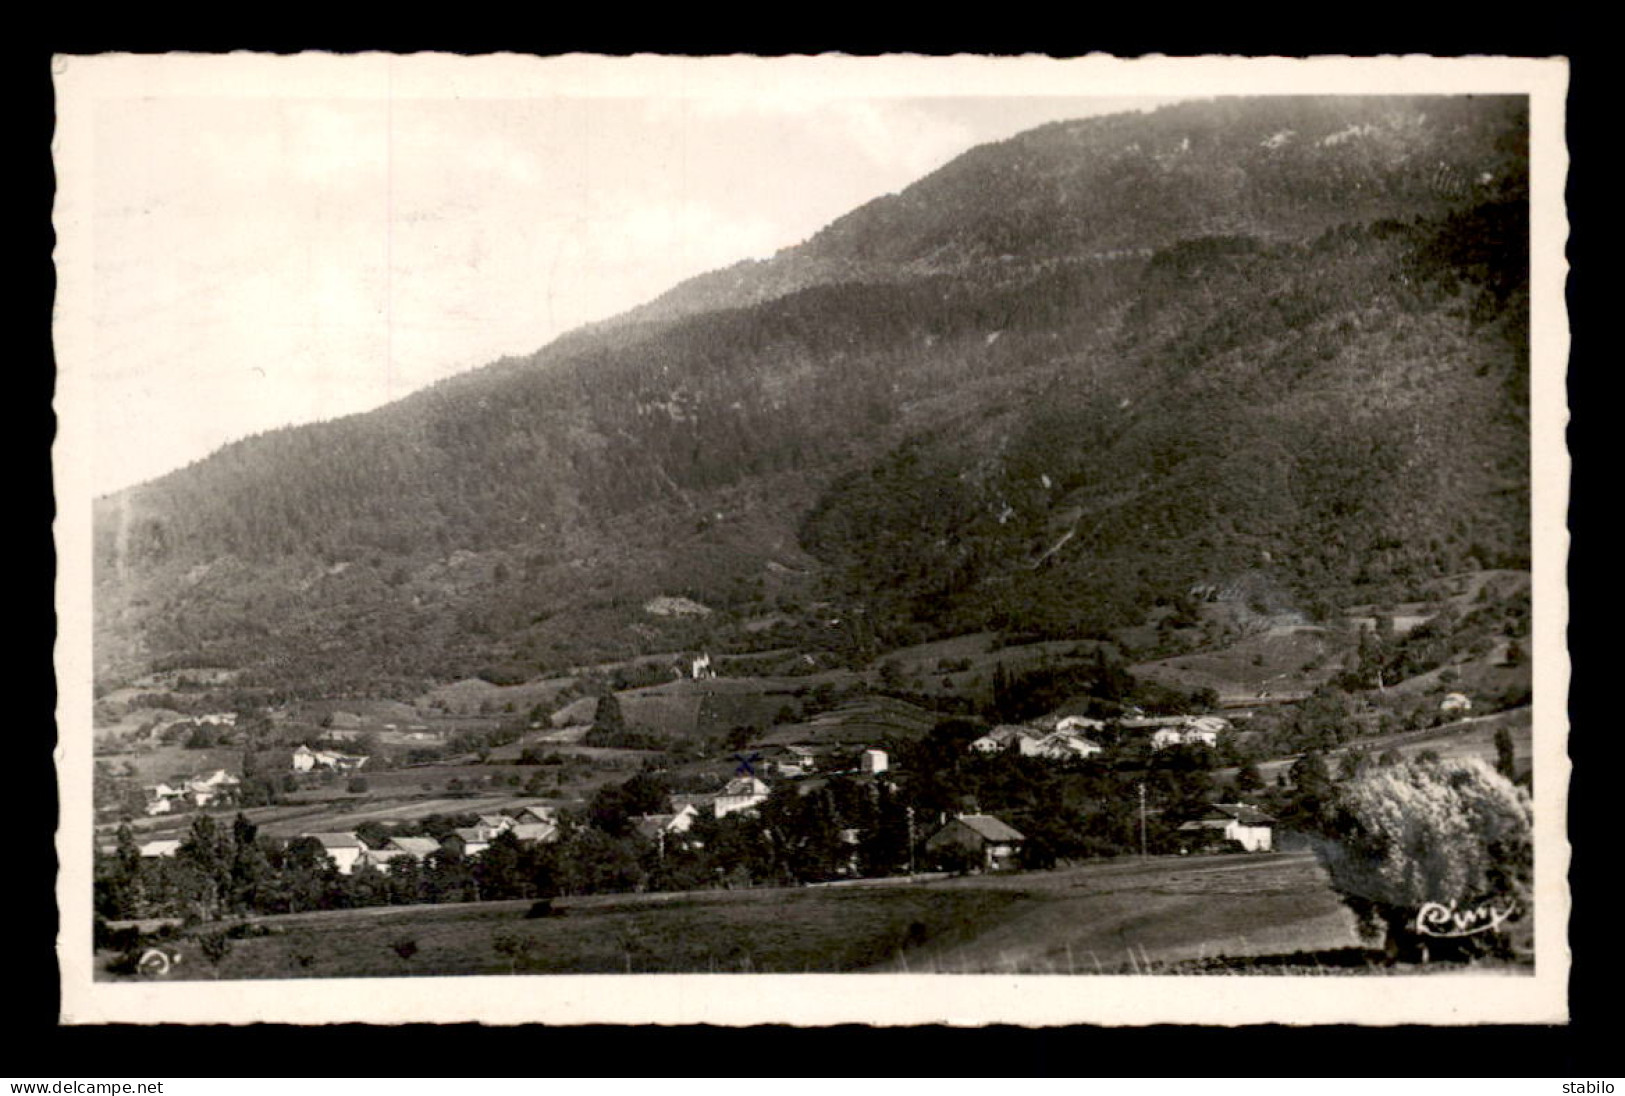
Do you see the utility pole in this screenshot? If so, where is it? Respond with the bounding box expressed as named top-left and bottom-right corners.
top-left (1138, 782), bottom-right (1148, 860)
top-left (906, 805), bottom-right (916, 878)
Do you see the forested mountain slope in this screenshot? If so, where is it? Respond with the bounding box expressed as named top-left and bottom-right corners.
top-left (93, 95), bottom-right (1530, 696)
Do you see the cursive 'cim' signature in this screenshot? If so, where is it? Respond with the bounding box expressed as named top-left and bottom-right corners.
top-left (1415, 899), bottom-right (1517, 938)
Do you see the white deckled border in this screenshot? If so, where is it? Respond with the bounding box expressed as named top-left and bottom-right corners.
top-left (54, 51), bottom-right (1571, 1027)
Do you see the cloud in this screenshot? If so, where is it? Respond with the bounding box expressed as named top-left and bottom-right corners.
top-left (829, 100), bottom-right (976, 184)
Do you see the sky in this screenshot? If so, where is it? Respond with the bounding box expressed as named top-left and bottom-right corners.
top-left (60, 56), bottom-right (1195, 495)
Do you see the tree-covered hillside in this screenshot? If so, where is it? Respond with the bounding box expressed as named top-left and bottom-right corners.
top-left (93, 95), bottom-right (1531, 695)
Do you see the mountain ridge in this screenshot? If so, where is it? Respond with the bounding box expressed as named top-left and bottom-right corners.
top-left (92, 94), bottom-right (1531, 696)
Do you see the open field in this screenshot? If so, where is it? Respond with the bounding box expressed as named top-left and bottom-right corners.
top-left (98, 850), bottom-right (1485, 980)
top-left (1131, 627), bottom-right (1346, 703)
top-left (94, 743), bottom-right (246, 786)
top-left (874, 633), bottom-right (1109, 699)
top-left (243, 795), bottom-right (565, 839)
top-left (95, 793), bottom-right (575, 842)
top-left (756, 696), bottom-right (940, 748)
top-left (417, 675), bottom-right (582, 717)
top-left (868, 852), bottom-right (1365, 974)
top-left (109, 886), bottom-right (1031, 979)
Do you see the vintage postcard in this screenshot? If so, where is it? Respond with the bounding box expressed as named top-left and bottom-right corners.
top-left (53, 52), bottom-right (1570, 1025)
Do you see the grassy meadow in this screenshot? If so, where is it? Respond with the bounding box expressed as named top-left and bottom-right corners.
top-left (95, 849), bottom-right (1524, 981)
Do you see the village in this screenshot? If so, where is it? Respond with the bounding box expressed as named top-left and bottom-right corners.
top-left (92, 567), bottom-right (1531, 974)
top-left (101, 694), bottom-right (1309, 886)
top-left (88, 566), bottom-right (1534, 987)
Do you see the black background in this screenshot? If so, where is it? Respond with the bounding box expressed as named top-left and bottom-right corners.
top-left (23, 21), bottom-right (1604, 1076)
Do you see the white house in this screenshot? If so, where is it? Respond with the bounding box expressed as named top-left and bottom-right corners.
top-left (970, 725), bottom-right (1044, 755)
top-left (1175, 804), bottom-right (1276, 852)
top-left (859, 748), bottom-right (889, 774)
top-left (713, 775), bottom-right (771, 819)
top-left (361, 847), bottom-right (408, 872)
top-left (1055, 715), bottom-right (1107, 735)
top-left (1034, 730), bottom-right (1104, 761)
top-left (311, 832), bottom-right (367, 874)
top-left (770, 745), bottom-right (818, 776)
top-left (974, 725), bottom-right (1101, 762)
top-left (144, 783), bottom-right (186, 815)
top-left (1151, 726), bottom-right (1205, 750)
top-left (1149, 716), bottom-right (1230, 750)
top-left (633, 803), bottom-right (700, 844)
top-left (180, 769), bottom-right (241, 807)
top-left (292, 746), bottom-right (369, 773)
top-left (1440, 692), bottom-right (1473, 714)
top-left (475, 814), bottom-right (516, 839)
top-left (508, 822), bottom-right (559, 845)
top-left (513, 804), bottom-right (559, 827)
top-left (138, 839), bottom-right (182, 859)
top-left (669, 792), bottom-right (717, 816)
top-left (444, 828), bottom-right (491, 858)
top-left (384, 836), bottom-right (442, 860)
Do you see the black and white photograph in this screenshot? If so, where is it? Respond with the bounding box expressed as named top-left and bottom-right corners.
top-left (52, 53), bottom-right (1570, 1026)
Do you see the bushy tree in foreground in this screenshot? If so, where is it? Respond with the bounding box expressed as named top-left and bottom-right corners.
top-left (1312, 756), bottom-right (1532, 962)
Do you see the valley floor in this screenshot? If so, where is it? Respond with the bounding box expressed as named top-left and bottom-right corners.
top-left (97, 850), bottom-right (1532, 980)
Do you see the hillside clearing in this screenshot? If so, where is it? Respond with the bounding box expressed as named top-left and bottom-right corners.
top-left (1216, 705), bottom-right (1534, 787)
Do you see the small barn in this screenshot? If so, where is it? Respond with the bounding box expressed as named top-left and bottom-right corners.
top-left (925, 814), bottom-right (1026, 872)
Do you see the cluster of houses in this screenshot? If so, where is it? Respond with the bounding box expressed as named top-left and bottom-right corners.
top-left (972, 719), bottom-right (1106, 761)
top-left (121, 711), bottom-right (240, 747)
top-left (291, 745), bottom-right (370, 773)
top-left (658, 746), bottom-right (892, 823)
top-left (120, 785), bottom-right (1278, 879)
top-left (920, 797), bottom-right (1277, 870)
top-left (1124, 714), bottom-right (1231, 750)
top-left (969, 712), bottom-right (1235, 759)
top-left (131, 740), bottom-right (369, 819)
top-left (669, 774), bottom-right (774, 821)
top-left (328, 805), bottom-right (562, 873)
top-left (143, 769), bottom-right (241, 815)
top-left (124, 804), bottom-right (563, 874)
top-left (739, 745), bottom-right (892, 781)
